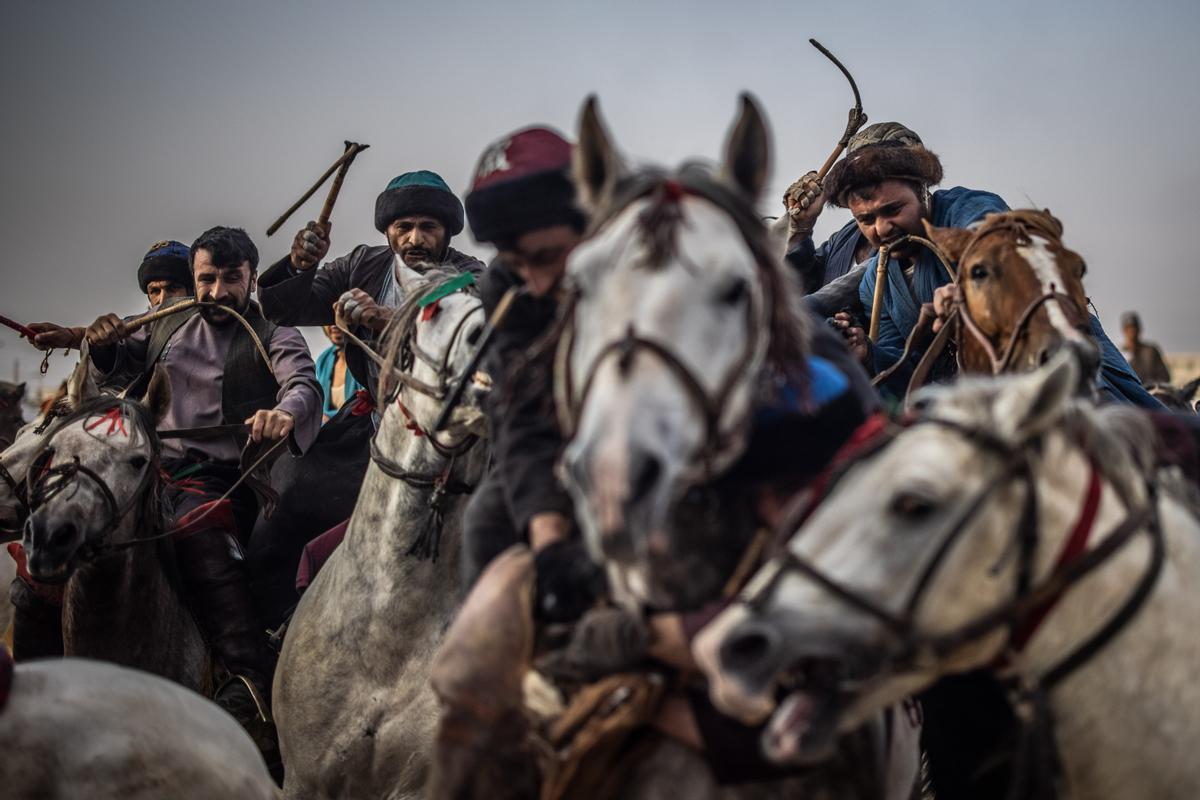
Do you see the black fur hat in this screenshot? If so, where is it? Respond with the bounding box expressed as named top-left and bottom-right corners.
top-left (824, 122), bottom-right (943, 207)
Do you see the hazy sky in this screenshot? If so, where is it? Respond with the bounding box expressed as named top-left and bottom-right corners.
top-left (2, 0), bottom-right (1197, 394)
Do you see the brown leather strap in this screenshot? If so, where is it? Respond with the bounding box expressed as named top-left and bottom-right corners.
top-left (904, 309), bottom-right (958, 404)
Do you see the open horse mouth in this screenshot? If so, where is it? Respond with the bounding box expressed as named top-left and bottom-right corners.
top-left (762, 656), bottom-right (867, 764)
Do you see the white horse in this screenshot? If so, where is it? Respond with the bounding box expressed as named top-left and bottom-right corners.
top-left (1, 656), bottom-right (278, 799)
top-left (551, 95), bottom-right (920, 798)
top-left (696, 354), bottom-right (1200, 799)
top-left (273, 273), bottom-right (488, 800)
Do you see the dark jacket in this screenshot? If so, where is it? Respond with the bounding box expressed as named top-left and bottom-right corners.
top-left (787, 219), bottom-right (869, 320)
top-left (257, 244), bottom-right (484, 395)
top-left (478, 260), bottom-right (573, 534)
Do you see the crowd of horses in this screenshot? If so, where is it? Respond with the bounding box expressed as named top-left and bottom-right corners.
top-left (2, 95), bottom-right (1197, 800)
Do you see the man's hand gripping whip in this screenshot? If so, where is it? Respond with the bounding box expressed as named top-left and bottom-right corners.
top-left (266, 140), bottom-right (370, 236)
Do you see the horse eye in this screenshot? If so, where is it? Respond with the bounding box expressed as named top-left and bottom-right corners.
top-left (718, 277), bottom-right (748, 306)
top-left (889, 490), bottom-right (938, 520)
top-left (969, 263), bottom-right (989, 281)
top-left (465, 324), bottom-right (483, 346)
top-left (127, 455), bottom-right (148, 470)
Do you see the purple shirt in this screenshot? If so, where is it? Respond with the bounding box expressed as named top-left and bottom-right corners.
top-left (91, 309), bottom-right (322, 462)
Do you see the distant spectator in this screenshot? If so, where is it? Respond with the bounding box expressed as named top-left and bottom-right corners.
top-left (315, 324), bottom-right (364, 422)
top-left (1121, 311), bottom-right (1171, 385)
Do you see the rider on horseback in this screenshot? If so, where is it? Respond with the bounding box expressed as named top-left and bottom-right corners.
top-left (791, 122), bottom-right (1158, 407)
top-left (22, 239), bottom-right (194, 353)
top-left (12, 227), bottom-right (323, 736)
top-left (458, 126), bottom-right (600, 615)
top-left (258, 171), bottom-right (485, 411)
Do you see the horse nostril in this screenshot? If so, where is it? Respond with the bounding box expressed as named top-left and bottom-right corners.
top-left (629, 451), bottom-right (662, 505)
top-left (719, 623), bottom-right (781, 672)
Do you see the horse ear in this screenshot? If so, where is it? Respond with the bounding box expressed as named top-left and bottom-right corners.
top-left (922, 221), bottom-right (974, 264)
top-left (573, 95), bottom-right (623, 214)
top-left (66, 342), bottom-right (99, 409)
top-left (994, 351), bottom-right (1079, 442)
top-left (719, 93), bottom-right (771, 201)
top-left (140, 366), bottom-right (172, 426)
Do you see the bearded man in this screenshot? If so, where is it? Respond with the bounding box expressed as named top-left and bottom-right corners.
top-left (788, 123), bottom-right (1156, 406)
top-left (25, 239), bottom-right (194, 352)
top-left (258, 171), bottom-right (484, 407)
top-left (15, 226), bottom-right (323, 736)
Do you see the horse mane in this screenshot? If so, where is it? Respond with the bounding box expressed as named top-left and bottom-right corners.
top-left (378, 266), bottom-right (480, 369)
top-left (588, 162), bottom-right (811, 383)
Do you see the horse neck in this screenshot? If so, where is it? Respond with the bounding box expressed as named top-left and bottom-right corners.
top-left (1024, 487), bottom-right (1200, 792)
top-left (62, 514), bottom-right (200, 681)
top-left (345, 409), bottom-right (486, 587)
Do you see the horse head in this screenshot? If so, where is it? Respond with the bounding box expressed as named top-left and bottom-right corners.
top-left (372, 270), bottom-right (488, 476)
top-left (20, 368), bottom-right (168, 583)
top-left (1, 354), bottom-right (93, 533)
top-left (558, 94), bottom-right (806, 609)
top-left (925, 209), bottom-right (1099, 376)
top-left (694, 352), bottom-right (1155, 762)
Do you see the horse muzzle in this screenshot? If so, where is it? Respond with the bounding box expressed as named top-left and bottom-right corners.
top-left (22, 514), bottom-right (86, 583)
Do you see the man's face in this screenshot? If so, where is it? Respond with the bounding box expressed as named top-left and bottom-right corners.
top-left (386, 215), bottom-right (448, 267)
top-left (1123, 324), bottom-right (1140, 348)
top-left (847, 180), bottom-right (929, 258)
top-left (193, 249), bottom-right (256, 325)
top-left (145, 279), bottom-right (188, 308)
top-left (497, 225), bottom-right (582, 297)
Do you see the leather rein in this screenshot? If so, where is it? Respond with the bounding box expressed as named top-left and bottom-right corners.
top-left (744, 414), bottom-right (1164, 700)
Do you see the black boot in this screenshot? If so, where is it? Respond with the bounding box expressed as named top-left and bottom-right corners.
top-left (174, 530), bottom-right (274, 745)
top-left (10, 578), bottom-right (64, 661)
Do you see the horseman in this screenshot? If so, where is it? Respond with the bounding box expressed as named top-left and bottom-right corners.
top-left (793, 122), bottom-right (1157, 406)
top-left (449, 117), bottom-right (897, 788)
top-left (14, 226), bottom-right (322, 737)
top-left (258, 170), bottom-right (485, 410)
top-left (24, 239), bottom-right (194, 352)
top-left (458, 127), bottom-right (600, 616)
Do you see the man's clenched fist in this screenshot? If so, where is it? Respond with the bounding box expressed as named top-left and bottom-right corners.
top-left (290, 221), bottom-right (331, 271)
top-left (244, 408), bottom-right (295, 443)
top-left (85, 314), bottom-right (128, 347)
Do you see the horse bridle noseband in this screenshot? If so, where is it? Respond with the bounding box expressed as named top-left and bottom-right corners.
top-left (744, 414), bottom-right (1164, 693)
top-left (22, 399), bottom-right (161, 561)
top-left (553, 179), bottom-right (771, 480)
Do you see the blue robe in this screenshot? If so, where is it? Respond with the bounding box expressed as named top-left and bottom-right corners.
top-left (857, 186), bottom-right (1159, 407)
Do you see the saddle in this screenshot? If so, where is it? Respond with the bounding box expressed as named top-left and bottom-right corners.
top-left (429, 546), bottom-right (664, 800)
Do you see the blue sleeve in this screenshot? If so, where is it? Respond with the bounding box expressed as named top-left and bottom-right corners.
top-left (1089, 315), bottom-right (1163, 408)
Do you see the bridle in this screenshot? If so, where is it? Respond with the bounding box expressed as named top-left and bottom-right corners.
top-left (22, 399), bottom-right (163, 562)
top-left (553, 178), bottom-right (772, 481)
top-left (744, 411), bottom-right (1164, 706)
top-left (366, 294), bottom-right (486, 560)
top-left (873, 213), bottom-right (1091, 396)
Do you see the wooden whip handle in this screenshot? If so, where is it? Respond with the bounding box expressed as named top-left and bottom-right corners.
top-left (868, 244), bottom-right (890, 342)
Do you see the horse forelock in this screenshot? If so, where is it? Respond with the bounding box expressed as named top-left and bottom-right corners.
top-left (588, 164), bottom-right (809, 383)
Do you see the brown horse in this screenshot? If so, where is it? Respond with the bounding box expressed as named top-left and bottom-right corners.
top-left (922, 209), bottom-right (1099, 377)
